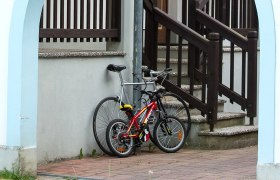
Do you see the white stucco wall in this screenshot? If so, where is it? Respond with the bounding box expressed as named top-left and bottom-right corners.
top-left (37, 55), bottom-right (132, 163)
top-left (37, 0), bottom-right (134, 163)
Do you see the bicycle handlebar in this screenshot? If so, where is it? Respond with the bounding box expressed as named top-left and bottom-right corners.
top-left (142, 67), bottom-right (172, 76)
top-left (140, 88), bottom-right (166, 100)
top-left (107, 64), bottom-right (172, 92)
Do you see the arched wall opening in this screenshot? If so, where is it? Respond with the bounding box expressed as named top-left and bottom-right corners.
top-left (255, 0), bottom-right (280, 178)
top-left (1, 0), bottom-right (279, 177)
top-left (2, 0), bottom-right (134, 172)
top-left (0, 0), bottom-right (44, 172)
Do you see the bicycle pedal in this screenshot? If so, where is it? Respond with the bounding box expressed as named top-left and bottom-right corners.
top-left (135, 141), bottom-right (142, 147)
top-left (134, 139), bottom-right (142, 147)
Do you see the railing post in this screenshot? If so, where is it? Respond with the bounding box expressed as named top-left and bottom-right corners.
top-left (207, 32), bottom-right (220, 132)
top-left (247, 31), bottom-right (258, 125)
top-left (188, 0), bottom-right (196, 96)
top-left (143, 0), bottom-right (158, 70)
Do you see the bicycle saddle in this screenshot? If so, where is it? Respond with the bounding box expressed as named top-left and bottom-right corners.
top-left (107, 64), bottom-right (126, 72)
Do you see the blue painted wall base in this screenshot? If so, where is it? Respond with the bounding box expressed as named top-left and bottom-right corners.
top-left (0, 146), bottom-right (36, 174)
top-left (257, 164), bottom-right (280, 179)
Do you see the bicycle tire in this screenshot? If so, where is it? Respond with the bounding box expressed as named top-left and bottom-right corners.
top-left (106, 119), bottom-right (134, 157)
top-left (148, 92), bottom-right (191, 141)
top-left (93, 97), bottom-right (129, 155)
top-left (153, 115), bottom-right (186, 153)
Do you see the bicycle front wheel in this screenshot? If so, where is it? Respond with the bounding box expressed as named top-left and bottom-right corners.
top-left (93, 97), bottom-right (129, 155)
top-left (159, 92), bottom-right (191, 137)
top-left (153, 115), bottom-right (186, 153)
top-left (148, 92), bottom-right (191, 141)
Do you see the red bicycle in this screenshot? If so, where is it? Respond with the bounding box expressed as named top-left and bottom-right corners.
top-left (106, 88), bottom-right (187, 157)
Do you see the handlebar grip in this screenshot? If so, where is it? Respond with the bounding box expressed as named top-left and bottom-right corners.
top-left (142, 68), bottom-right (151, 76)
top-left (140, 90), bottom-right (153, 96)
top-left (140, 90), bottom-right (148, 95)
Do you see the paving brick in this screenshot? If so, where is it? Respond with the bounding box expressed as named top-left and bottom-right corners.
top-left (37, 146), bottom-right (257, 180)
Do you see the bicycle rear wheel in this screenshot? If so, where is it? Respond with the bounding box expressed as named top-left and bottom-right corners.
top-left (93, 97), bottom-right (129, 155)
top-left (153, 115), bottom-right (186, 153)
top-left (106, 119), bottom-right (134, 157)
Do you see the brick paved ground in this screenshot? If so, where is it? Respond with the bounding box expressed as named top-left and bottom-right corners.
top-left (37, 146), bottom-right (257, 180)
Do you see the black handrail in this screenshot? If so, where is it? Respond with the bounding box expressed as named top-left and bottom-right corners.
top-left (196, 9), bottom-right (248, 49)
top-left (194, 0), bottom-right (258, 125)
top-left (143, 0), bottom-right (220, 131)
top-left (153, 8), bottom-right (209, 52)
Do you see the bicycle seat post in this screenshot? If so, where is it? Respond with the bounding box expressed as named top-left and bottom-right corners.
top-left (117, 71), bottom-right (129, 107)
top-left (118, 71), bottom-right (124, 86)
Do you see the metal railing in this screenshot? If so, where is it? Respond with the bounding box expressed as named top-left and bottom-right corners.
top-left (190, 0), bottom-right (258, 126)
top-left (144, 0), bottom-right (220, 131)
top-left (39, 0), bottom-right (121, 42)
top-left (143, 0), bottom-right (258, 131)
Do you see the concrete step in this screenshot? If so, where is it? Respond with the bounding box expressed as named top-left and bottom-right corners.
top-left (157, 85), bottom-right (226, 115)
top-left (163, 100), bottom-right (225, 119)
top-left (158, 45), bottom-right (188, 59)
top-left (188, 112), bottom-right (246, 131)
top-left (158, 84), bottom-right (202, 99)
top-left (184, 112), bottom-right (257, 149)
top-left (161, 99), bottom-right (226, 117)
top-left (157, 58), bottom-right (188, 73)
top-left (194, 125), bottom-right (258, 149)
top-left (189, 99), bottom-right (226, 116)
top-left (167, 72), bottom-right (189, 84)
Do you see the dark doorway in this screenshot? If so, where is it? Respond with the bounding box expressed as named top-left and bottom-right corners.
top-left (157, 0), bottom-right (168, 44)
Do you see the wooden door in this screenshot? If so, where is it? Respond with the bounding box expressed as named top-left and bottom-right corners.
top-left (157, 0), bottom-right (168, 44)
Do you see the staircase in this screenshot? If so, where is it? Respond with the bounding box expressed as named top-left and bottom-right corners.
top-left (157, 45), bottom-right (258, 149)
top-left (143, 0), bottom-right (258, 149)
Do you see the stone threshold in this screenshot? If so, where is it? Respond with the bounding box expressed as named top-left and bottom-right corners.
top-left (39, 48), bottom-right (126, 58)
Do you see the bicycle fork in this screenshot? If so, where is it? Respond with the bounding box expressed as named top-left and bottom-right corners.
top-left (160, 121), bottom-right (173, 136)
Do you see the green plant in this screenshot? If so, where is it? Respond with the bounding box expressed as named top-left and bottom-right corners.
top-left (91, 149), bottom-right (97, 157)
top-left (79, 148), bottom-right (83, 159)
top-left (148, 143), bottom-right (156, 152)
top-left (64, 177), bottom-right (78, 180)
top-left (0, 168), bottom-right (36, 180)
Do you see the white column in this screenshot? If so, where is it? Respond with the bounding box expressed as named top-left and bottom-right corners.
top-left (272, 0), bottom-right (280, 163)
top-left (0, 0), bottom-right (14, 146)
top-left (0, 0), bottom-right (44, 173)
top-left (255, 0), bottom-right (275, 164)
top-left (256, 0), bottom-right (280, 178)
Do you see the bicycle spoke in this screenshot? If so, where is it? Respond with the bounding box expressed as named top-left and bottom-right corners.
top-left (165, 136), bottom-right (172, 147)
top-left (106, 119), bottom-right (134, 157)
top-left (170, 123), bottom-right (180, 132)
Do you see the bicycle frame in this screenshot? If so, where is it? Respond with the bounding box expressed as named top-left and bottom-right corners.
top-left (121, 99), bottom-right (158, 139)
top-left (117, 71), bottom-right (155, 108)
